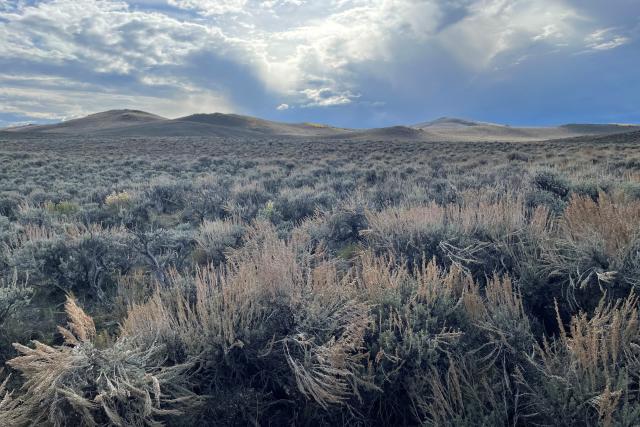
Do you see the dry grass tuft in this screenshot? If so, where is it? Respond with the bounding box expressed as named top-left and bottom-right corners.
top-left (57, 296), bottom-right (96, 345)
top-left (542, 192), bottom-right (640, 306)
top-left (421, 356), bottom-right (512, 426)
top-left (563, 191), bottom-right (640, 257)
top-left (5, 296), bottom-right (191, 426)
top-left (0, 370), bottom-right (20, 426)
top-left (363, 196), bottom-right (528, 244)
top-left (283, 301), bottom-right (373, 409)
top-left (527, 292), bottom-right (640, 426)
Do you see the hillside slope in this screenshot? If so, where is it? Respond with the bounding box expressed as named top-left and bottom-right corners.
top-left (412, 117), bottom-right (640, 142)
top-left (3, 111), bottom-right (639, 141)
top-left (4, 110), bottom-right (167, 134)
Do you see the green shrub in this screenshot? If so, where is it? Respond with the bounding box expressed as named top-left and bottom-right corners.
top-left (104, 190), bottom-right (133, 210)
top-left (507, 152), bottom-right (529, 162)
top-left (366, 179), bottom-right (406, 208)
top-left (429, 178), bottom-right (460, 204)
top-left (0, 192), bottom-right (23, 220)
top-left (145, 179), bottom-right (188, 214)
top-left (274, 188), bottom-right (336, 223)
top-left (620, 182), bottom-right (640, 200)
top-left (129, 226), bottom-right (195, 285)
top-left (532, 169), bottom-right (571, 198)
top-left (45, 200), bottom-right (79, 216)
top-left (182, 180), bottom-right (231, 222)
top-left (525, 189), bottom-right (566, 214)
top-left (0, 273), bottom-right (31, 328)
top-left (523, 294), bottom-right (640, 426)
top-left (306, 207), bottom-right (368, 251)
top-left (572, 180), bottom-right (611, 201)
top-left (9, 229), bottom-right (134, 300)
top-left (0, 272), bottom-right (33, 362)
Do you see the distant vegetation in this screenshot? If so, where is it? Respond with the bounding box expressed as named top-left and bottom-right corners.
top-left (1, 131), bottom-right (640, 425)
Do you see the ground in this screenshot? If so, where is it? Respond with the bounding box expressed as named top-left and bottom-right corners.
top-left (1, 132), bottom-right (640, 425)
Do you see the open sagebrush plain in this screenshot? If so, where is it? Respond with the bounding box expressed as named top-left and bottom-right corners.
top-left (2, 130), bottom-right (640, 426)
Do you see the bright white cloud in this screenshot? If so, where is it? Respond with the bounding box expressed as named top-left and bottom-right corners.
top-left (301, 87), bottom-right (359, 107)
top-left (167, 0), bottom-right (248, 16)
top-left (232, 0), bottom-right (446, 106)
top-left (0, 0), bottom-right (227, 69)
top-left (533, 24), bottom-right (563, 41)
top-left (438, 0), bottom-right (581, 69)
top-left (585, 28), bottom-right (630, 51)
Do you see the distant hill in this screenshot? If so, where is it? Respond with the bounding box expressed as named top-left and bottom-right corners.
top-left (173, 113), bottom-right (350, 137)
top-left (559, 123), bottom-right (640, 135)
top-left (412, 117), bottom-right (640, 142)
top-left (2, 110), bottom-right (349, 138)
top-left (3, 110), bottom-right (166, 134)
top-left (2, 110), bottom-right (639, 141)
top-left (339, 126), bottom-right (425, 141)
top-left (415, 117), bottom-right (501, 128)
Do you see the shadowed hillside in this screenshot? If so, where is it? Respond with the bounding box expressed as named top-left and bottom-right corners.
top-left (3, 110), bottom-right (351, 138)
top-left (3, 110), bottom-right (166, 134)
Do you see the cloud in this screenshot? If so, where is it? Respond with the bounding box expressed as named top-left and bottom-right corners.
top-left (585, 28), bottom-right (630, 50)
top-left (437, 0), bottom-right (582, 69)
top-left (533, 24), bottom-right (563, 41)
top-left (300, 87), bottom-right (359, 107)
top-left (0, 0), bottom-right (223, 69)
top-left (0, 0), bottom-right (235, 119)
top-left (0, 0), bottom-right (638, 127)
top-left (167, 0), bottom-right (248, 16)
top-left (0, 74), bottom-right (232, 121)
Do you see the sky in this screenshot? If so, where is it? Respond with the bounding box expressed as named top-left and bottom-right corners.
top-left (0, 0), bottom-right (639, 128)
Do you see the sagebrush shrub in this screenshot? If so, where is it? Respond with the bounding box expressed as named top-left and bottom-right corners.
top-left (0, 192), bottom-right (23, 220)
top-left (542, 192), bottom-right (640, 311)
top-left (9, 226), bottom-right (134, 299)
top-left (525, 188), bottom-right (566, 214)
top-left (45, 200), bottom-right (79, 216)
top-left (0, 272), bottom-right (32, 328)
top-left (105, 190), bottom-right (133, 210)
top-left (122, 223), bottom-right (375, 423)
top-left (532, 169), bottom-right (571, 198)
top-left (274, 187), bottom-right (336, 223)
top-left (523, 294), bottom-right (640, 426)
top-left (195, 219), bottom-right (244, 265)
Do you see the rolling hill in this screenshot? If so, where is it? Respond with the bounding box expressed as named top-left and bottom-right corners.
top-left (412, 117), bottom-right (640, 142)
top-left (2, 110), bottom-right (639, 142)
top-left (1, 110), bottom-right (350, 138)
top-left (3, 110), bottom-right (167, 134)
